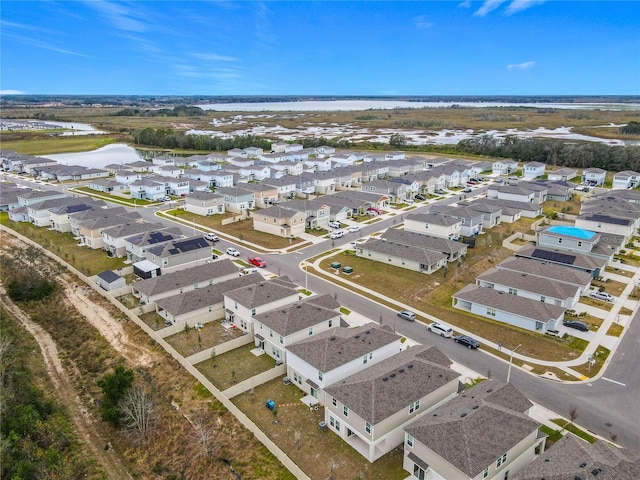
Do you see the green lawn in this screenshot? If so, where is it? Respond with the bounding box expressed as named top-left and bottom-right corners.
top-left (0, 135), bottom-right (121, 155)
top-left (550, 419), bottom-right (596, 443)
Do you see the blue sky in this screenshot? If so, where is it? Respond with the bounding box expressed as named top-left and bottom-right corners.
top-left (1, 1), bottom-right (638, 95)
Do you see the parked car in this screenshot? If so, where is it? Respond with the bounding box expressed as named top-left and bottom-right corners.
top-left (427, 323), bottom-right (453, 338)
top-left (563, 320), bottom-right (589, 332)
top-left (367, 207), bottom-right (382, 214)
top-left (454, 335), bottom-right (480, 349)
top-left (203, 233), bottom-right (219, 242)
top-left (414, 194), bottom-right (426, 201)
top-left (226, 247), bottom-right (240, 257)
top-left (463, 188), bottom-right (472, 193)
top-left (397, 310), bottom-right (416, 322)
top-left (248, 256), bottom-right (266, 267)
top-left (435, 189), bottom-right (445, 195)
top-left (328, 221), bottom-right (341, 229)
top-left (366, 210), bottom-right (379, 216)
top-left (590, 291), bottom-right (614, 302)
top-left (348, 225), bottom-right (361, 233)
top-left (329, 230), bottom-right (344, 239)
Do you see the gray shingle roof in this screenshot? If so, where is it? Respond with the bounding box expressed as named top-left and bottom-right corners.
top-left (324, 345), bottom-right (458, 424)
top-left (255, 300), bottom-right (339, 336)
top-left (102, 221), bottom-right (165, 239)
top-left (497, 257), bottom-right (592, 288)
top-left (381, 228), bottom-right (467, 256)
top-left (133, 259), bottom-right (239, 297)
top-left (358, 238), bottom-right (448, 266)
top-left (146, 235), bottom-right (210, 257)
top-left (287, 325), bottom-right (400, 372)
top-left (155, 274), bottom-right (262, 315)
top-left (515, 246), bottom-right (605, 272)
top-left (453, 285), bottom-right (566, 323)
top-left (405, 382), bottom-right (538, 478)
top-left (224, 281), bottom-right (298, 308)
top-left (476, 268), bottom-right (581, 300)
top-left (512, 433), bottom-right (640, 480)
top-left (406, 212), bottom-right (461, 227)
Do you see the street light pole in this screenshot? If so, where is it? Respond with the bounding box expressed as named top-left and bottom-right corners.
top-left (507, 344), bottom-right (522, 383)
top-left (303, 261), bottom-right (308, 292)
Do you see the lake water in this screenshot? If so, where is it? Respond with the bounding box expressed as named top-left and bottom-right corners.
top-left (197, 100), bottom-right (640, 112)
top-left (42, 144), bottom-right (152, 169)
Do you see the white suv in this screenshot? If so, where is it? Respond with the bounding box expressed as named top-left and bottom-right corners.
top-left (427, 323), bottom-right (453, 338)
top-left (329, 230), bottom-right (344, 239)
top-left (328, 221), bottom-right (341, 229)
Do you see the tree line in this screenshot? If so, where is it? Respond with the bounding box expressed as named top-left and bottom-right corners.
top-left (134, 128), bottom-right (272, 151)
top-left (113, 105), bottom-right (206, 117)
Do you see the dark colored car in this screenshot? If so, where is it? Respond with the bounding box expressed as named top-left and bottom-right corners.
top-left (414, 194), bottom-right (426, 201)
top-left (563, 320), bottom-right (589, 332)
top-left (454, 335), bottom-right (480, 349)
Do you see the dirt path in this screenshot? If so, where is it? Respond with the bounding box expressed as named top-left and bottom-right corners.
top-left (0, 290), bottom-right (132, 480)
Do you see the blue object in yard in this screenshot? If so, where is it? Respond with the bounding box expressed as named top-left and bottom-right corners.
top-left (265, 399), bottom-right (276, 410)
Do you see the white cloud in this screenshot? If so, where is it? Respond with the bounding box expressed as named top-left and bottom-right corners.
top-left (506, 0), bottom-right (547, 15)
top-left (474, 0), bottom-right (507, 16)
top-left (413, 16), bottom-right (434, 29)
top-left (507, 61), bottom-right (536, 70)
top-left (458, 0), bottom-right (472, 8)
top-left (0, 89), bottom-right (26, 95)
top-left (84, 1), bottom-right (148, 32)
top-left (192, 53), bottom-right (239, 63)
top-left (3, 32), bottom-right (88, 57)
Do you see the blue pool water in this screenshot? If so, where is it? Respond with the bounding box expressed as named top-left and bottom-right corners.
top-left (547, 225), bottom-right (596, 240)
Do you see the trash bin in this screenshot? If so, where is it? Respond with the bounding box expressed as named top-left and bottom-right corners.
top-left (265, 399), bottom-right (276, 410)
top-left (330, 262), bottom-right (341, 269)
top-left (318, 421), bottom-right (327, 432)
top-left (342, 266), bottom-right (354, 274)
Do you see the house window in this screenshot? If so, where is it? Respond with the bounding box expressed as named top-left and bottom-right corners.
top-left (365, 422), bottom-right (372, 435)
top-left (194, 283), bottom-right (199, 289)
top-left (577, 241), bottom-right (582, 247)
top-left (329, 416), bottom-right (335, 428)
top-left (234, 302), bottom-right (238, 310)
top-left (328, 319), bottom-right (333, 328)
top-left (558, 238), bottom-right (563, 244)
top-left (251, 308), bottom-right (256, 316)
top-left (406, 433), bottom-right (413, 447)
top-left (413, 464), bottom-right (425, 480)
top-left (334, 419), bottom-right (340, 431)
top-left (508, 288), bottom-right (518, 295)
top-left (279, 335), bottom-right (284, 344)
top-left (483, 467), bottom-right (489, 478)
top-left (363, 355), bottom-right (368, 364)
top-left (308, 327), bottom-right (313, 336)
top-left (504, 471), bottom-right (510, 480)
top-left (332, 397), bottom-right (337, 407)
top-left (343, 406), bottom-right (349, 417)
top-left (271, 347), bottom-right (280, 359)
top-left (496, 452), bottom-right (508, 468)
top-left (269, 329), bottom-right (273, 338)
top-left (487, 308), bottom-right (496, 317)
top-left (318, 371), bottom-right (323, 381)
top-left (409, 400), bottom-right (420, 414)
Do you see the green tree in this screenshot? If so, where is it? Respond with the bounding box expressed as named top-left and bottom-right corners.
top-left (97, 365), bottom-right (134, 427)
top-left (389, 133), bottom-right (408, 148)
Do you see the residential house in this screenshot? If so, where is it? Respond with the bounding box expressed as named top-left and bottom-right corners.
top-left (452, 284), bottom-right (566, 333)
top-left (130, 177), bottom-right (167, 201)
top-left (464, 202), bottom-right (503, 229)
top-left (286, 324), bottom-right (402, 403)
top-left (404, 213), bottom-right (462, 240)
top-left (115, 170), bottom-right (142, 185)
top-left (515, 246), bottom-right (606, 278)
top-left (210, 171), bottom-right (234, 188)
top-left (240, 165), bottom-right (271, 181)
top-left (429, 205), bottom-right (485, 237)
top-left (468, 198), bottom-right (542, 219)
top-left (216, 186), bottom-right (255, 213)
top-left (127, 161), bottom-right (154, 173)
top-left (0, 184), bottom-right (24, 212)
top-left (252, 205), bottom-right (305, 238)
top-left (144, 235), bottom-right (214, 273)
top-left (537, 225), bottom-right (600, 254)
top-left (385, 151), bottom-right (405, 160)
top-left (492, 160), bottom-right (519, 176)
top-left (315, 145), bottom-right (336, 157)
top-left (156, 165), bottom-right (183, 178)
top-left (512, 430), bottom-right (640, 480)
top-left (238, 182), bottom-right (278, 208)
top-left (324, 345), bottom-right (459, 462)
top-left (166, 177), bottom-right (190, 196)
top-left (581, 167), bottom-right (607, 186)
top-left (331, 190), bottom-right (390, 211)
top-left (269, 161), bottom-right (304, 177)
top-left (16, 189), bottom-right (66, 207)
top-left (278, 199), bottom-right (330, 229)
top-left (362, 179), bottom-right (407, 203)
top-left (295, 175), bottom-right (316, 197)
top-left (381, 228), bottom-right (468, 262)
top-left (496, 256), bottom-right (592, 296)
top-left (263, 177), bottom-right (298, 200)
top-left (77, 210), bottom-right (143, 249)
top-left (547, 167), bottom-right (577, 182)
top-left (183, 191), bottom-right (225, 216)
top-left (223, 281), bottom-right (300, 335)
top-left (87, 179), bottom-right (128, 193)
top-left (27, 197), bottom-right (103, 228)
top-left (476, 268), bottom-right (582, 309)
top-left (132, 259), bottom-right (239, 304)
top-left (155, 274), bottom-right (262, 326)
top-left (355, 238), bottom-right (448, 275)
top-left (308, 171), bottom-right (337, 195)
top-left (123, 227), bottom-right (185, 263)
top-left (101, 221), bottom-right (165, 258)
top-left (575, 213), bottom-right (637, 243)
top-left (404, 382), bottom-right (544, 480)
top-left (304, 157), bottom-right (333, 172)
top-left (487, 184), bottom-right (537, 204)
top-left (523, 162), bottom-right (546, 179)
top-left (47, 201), bottom-right (104, 232)
top-left (253, 295), bottom-right (342, 364)
top-left (181, 169), bottom-right (219, 188)
top-left (612, 170), bottom-right (640, 189)
top-left (151, 155), bottom-right (175, 166)
top-left (388, 177), bottom-right (420, 201)
top-left (244, 146), bottom-right (263, 158)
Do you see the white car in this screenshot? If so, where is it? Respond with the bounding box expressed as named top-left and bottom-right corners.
top-left (329, 230), bottom-right (344, 239)
top-left (590, 291), bottom-right (614, 302)
top-left (427, 323), bottom-right (453, 338)
top-left (226, 247), bottom-right (240, 257)
top-left (348, 225), bottom-right (361, 233)
top-left (203, 233), bottom-right (219, 242)
top-left (328, 221), bottom-right (341, 229)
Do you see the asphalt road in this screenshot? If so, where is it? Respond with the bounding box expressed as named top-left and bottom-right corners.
top-left (9, 175), bottom-right (640, 449)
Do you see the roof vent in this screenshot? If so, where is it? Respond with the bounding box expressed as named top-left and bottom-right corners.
top-left (461, 413), bottom-right (467, 417)
top-left (591, 469), bottom-right (601, 476)
top-left (382, 377), bottom-right (389, 382)
top-left (580, 463), bottom-right (587, 468)
top-left (296, 305), bottom-right (301, 308)
top-left (330, 337), bottom-right (336, 341)
top-left (407, 364), bottom-right (414, 369)
top-left (399, 369), bottom-right (405, 373)
top-left (355, 335), bottom-right (360, 339)
top-left (365, 331), bottom-right (370, 334)
top-left (472, 405), bottom-right (479, 409)
top-left (486, 389), bottom-right (493, 393)
top-left (390, 373), bottom-right (396, 378)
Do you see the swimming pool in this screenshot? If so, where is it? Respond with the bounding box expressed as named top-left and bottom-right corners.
top-left (547, 225), bottom-right (596, 240)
